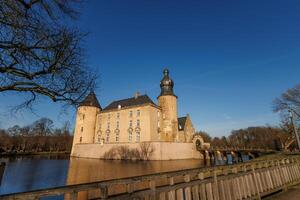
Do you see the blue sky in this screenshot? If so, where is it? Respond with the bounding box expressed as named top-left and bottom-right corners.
top-left (1, 0), bottom-right (300, 136)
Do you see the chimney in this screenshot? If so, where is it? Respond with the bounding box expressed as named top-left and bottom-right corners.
top-left (134, 92), bottom-right (140, 99)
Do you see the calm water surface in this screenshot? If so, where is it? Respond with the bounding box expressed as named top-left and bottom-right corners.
top-left (0, 155), bottom-right (212, 195)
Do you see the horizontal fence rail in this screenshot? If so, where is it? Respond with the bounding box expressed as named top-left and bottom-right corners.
top-left (1, 157), bottom-right (300, 200)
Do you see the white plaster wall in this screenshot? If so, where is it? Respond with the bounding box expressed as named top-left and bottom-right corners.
top-left (72, 142), bottom-right (203, 160)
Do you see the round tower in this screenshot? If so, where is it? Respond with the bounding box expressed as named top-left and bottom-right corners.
top-left (71, 92), bottom-right (101, 156)
top-left (157, 69), bottom-right (178, 142)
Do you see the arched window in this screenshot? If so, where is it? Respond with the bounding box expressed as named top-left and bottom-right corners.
top-left (105, 130), bottom-right (110, 143)
top-left (128, 129), bottom-right (133, 142)
top-left (136, 131), bottom-right (140, 142)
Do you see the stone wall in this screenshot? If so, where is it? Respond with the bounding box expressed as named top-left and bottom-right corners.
top-left (71, 142), bottom-right (202, 160)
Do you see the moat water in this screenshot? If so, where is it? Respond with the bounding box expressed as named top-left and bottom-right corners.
top-left (0, 154), bottom-right (249, 196)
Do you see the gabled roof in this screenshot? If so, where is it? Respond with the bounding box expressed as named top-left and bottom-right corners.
top-left (178, 116), bottom-right (187, 131)
top-left (79, 92), bottom-right (101, 109)
top-left (102, 95), bottom-right (156, 111)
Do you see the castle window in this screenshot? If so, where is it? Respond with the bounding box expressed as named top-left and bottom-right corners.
top-left (128, 131), bottom-right (132, 142)
top-left (106, 133), bottom-right (109, 143)
top-left (98, 135), bottom-right (101, 143)
top-left (129, 120), bottom-right (132, 127)
top-left (108, 114), bottom-right (110, 121)
top-left (82, 114), bottom-right (85, 120)
top-left (117, 113), bottom-right (120, 119)
top-left (81, 127), bottom-right (83, 132)
top-left (129, 111), bottom-right (133, 118)
top-left (107, 122), bottom-right (110, 129)
top-left (116, 121), bottom-right (119, 129)
top-left (137, 119), bottom-right (140, 127)
top-left (80, 137), bottom-right (82, 143)
top-left (137, 110), bottom-right (140, 117)
top-left (136, 131), bottom-right (140, 142)
top-left (116, 133), bottom-right (119, 142)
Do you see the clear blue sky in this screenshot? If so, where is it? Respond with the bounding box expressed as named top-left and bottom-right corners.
top-left (1, 0), bottom-right (300, 136)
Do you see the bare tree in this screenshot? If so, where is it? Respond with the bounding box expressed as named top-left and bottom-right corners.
top-left (0, 0), bottom-right (96, 109)
top-left (273, 84), bottom-right (300, 118)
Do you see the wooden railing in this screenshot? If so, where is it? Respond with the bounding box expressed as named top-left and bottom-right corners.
top-left (197, 146), bottom-right (276, 152)
top-left (1, 156), bottom-right (300, 200)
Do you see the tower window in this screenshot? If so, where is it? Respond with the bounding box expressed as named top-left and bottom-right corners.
top-left (129, 111), bottom-right (133, 118)
top-left (107, 122), bottom-right (110, 129)
top-left (129, 120), bottom-right (132, 127)
top-left (137, 110), bottom-right (140, 117)
top-left (117, 113), bottom-right (120, 119)
top-left (116, 121), bottom-right (119, 129)
top-left (81, 127), bottom-right (83, 132)
top-left (80, 137), bottom-right (82, 143)
top-left (82, 114), bottom-right (85, 120)
top-left (108, 114), bottom-right (110, 120)
top-left (137, 119), bottom-right (140, 127)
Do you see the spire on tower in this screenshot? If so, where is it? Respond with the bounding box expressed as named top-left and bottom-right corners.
top-left (79, 91), bottom-right (101, 109)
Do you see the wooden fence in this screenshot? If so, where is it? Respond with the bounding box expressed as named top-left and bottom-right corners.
top-left (1, 156), bottom-right (300, 200)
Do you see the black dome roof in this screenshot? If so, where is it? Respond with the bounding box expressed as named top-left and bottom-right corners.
top-left (159, 69), bottom-right (176, 97)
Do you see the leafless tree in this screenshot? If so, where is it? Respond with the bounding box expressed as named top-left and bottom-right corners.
top-left (273, 84), bottom-right (300, 120)
top-left (0, 0), bottom-right (96, 110)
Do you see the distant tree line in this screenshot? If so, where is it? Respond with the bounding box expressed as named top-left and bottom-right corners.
top-left (0, 118), bottom-right (73, 154)
top-left (196, 124), bottom-right (297, 151)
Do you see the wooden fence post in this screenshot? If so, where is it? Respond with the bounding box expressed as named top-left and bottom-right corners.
top-left (100, 185), bottom-right (108, 199)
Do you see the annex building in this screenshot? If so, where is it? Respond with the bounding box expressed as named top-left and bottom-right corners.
top-left (71, 69), bottom-right (204, 160)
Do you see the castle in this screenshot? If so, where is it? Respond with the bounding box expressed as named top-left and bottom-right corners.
top-left (71, 69), bottom-right (204, 160)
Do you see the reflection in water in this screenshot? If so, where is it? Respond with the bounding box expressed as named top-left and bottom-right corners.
top-left (0, 155), bottom-right (69, 195)
top-left (0, 154), bottom-right (249, 198)
top-left (0, 162), bottom-right (5, 185)
top-left (66, 158), bottom-right (206, 185)
top-left (65, 158), bottom-right (207, 200)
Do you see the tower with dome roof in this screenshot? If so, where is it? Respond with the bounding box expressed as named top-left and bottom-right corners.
top-left (157, 69), bottom-right (179, 142)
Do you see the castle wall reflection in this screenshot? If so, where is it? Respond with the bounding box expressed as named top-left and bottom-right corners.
top-left (0, 155), bottom-right (206, 198)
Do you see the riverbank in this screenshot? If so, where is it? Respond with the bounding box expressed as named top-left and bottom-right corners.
top-left (0, 151), bottom-right (70, 157)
